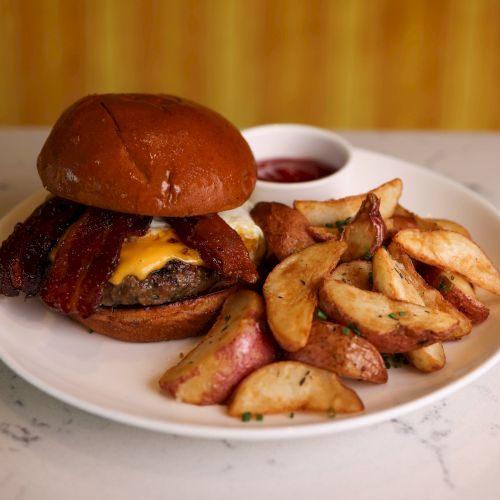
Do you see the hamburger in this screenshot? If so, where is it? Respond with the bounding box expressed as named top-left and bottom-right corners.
top-left (0, 94), bottom-right (264, 342)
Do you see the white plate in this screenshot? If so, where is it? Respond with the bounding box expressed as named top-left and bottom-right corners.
top-left (0, 149), bottom-right (499, 441)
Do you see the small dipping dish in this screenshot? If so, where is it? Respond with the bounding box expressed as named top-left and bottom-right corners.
top-left (243, 124), bottom-right (352, 206)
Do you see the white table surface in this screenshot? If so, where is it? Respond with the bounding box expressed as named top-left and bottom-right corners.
top-left (0, 129), bottom-right (498, 500)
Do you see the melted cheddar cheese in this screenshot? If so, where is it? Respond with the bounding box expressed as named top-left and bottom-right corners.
top-left (109, 228), bottom-right (203, 285)
top-left (108, 206), bottom-right (265, 285)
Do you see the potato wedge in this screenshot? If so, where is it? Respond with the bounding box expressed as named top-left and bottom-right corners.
top-left (331, 260), bottom-right (373, 290)
top-left (424, 267), bottom-right (489, 324)
top-left (371, 246), bottom-right (444, 371)
top-left (159, 290), bottom-right (275, 405)
top-left (385, 215), bottom-right (438, 240)
top-left (319, 278), bottom-right (458, 353)
top-left (404, 342), bottom-right (446, 373)
top-left (385, 204), bottom-right (439, 240)
top-left (294, 178), bottom-right (402, 226)
top-left (308, 225), bottom-right (340, 242)
top-left (393, 229), bottom-right (500, 295)
top-left (387, 243), bottom-right (472, 339)
top-left (227, 361), bottom-right (363, 417)
top-left (341, 193), bottom-right (386, 262)
top-left (286, 321), bottom-right (388, 383)
top-left (263, 240), bottom-right (347, 352)
top-left (250, 201), bottom-right (315, 261)
top-left (428, 218), bottom-right (471, 239)
top-left (372, 247), bottom-right (424, 305)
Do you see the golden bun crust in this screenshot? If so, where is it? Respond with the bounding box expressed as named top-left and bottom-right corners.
top-left (37, 94), bottom-right (256, 216)
top-left (71, 287), bottom-right (238, 342)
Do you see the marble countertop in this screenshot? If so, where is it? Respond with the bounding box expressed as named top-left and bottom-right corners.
top-left (0, 129), bottom-right (498, 500)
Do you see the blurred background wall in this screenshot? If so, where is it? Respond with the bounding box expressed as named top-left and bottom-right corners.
top-left (1, 0), bottom-right (499, 129)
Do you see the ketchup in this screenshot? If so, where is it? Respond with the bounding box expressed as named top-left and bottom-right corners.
top-left (256, 158), bottom-right (338, 183)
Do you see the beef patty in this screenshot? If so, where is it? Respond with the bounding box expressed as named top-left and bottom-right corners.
top-left (101, 259), bottom-right (234, 306)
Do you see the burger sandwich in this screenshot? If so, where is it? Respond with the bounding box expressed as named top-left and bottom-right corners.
top-left (0, 94), bottom-right (264, 341)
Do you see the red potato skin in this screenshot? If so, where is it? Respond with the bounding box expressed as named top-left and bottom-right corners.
top-left (286, 321), bottom-right (388, 383)
top-left (423, 267), bottom-right (489, 325)
top-left (159, 313), bottom-right (275, 405)
top-left (207, 323), bottom-right (275, 404)
top-left (250, 202), bottom-right (315, 261)
top-left (341, 193), bottom-right (387, 262)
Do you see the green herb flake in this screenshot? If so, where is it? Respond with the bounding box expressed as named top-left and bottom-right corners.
top-left (341, 326), bottom-right (350, 336)
top-left (327, 407), bottom-right (337, 419)
top-left (325, 223), bottom-right (334, 229)
top-left (299, 370), bottom-right (311, 386)
top-left (388, 312), bottom-right (399, 320)
top-left (382, 353), bottom-right (391, 369)
top-left (398, 311), bottom-right (407, 317)
top-left (224, 314), bottom-right (231, 322)
top-left (362, 250), bottom-right (372, 261)
top-left (256, 414), bottom-right (264, 421)
top-left (437, 278), bottom-right (449, 293)
top-left (335, 217), bottom-right (352, 234)
top-left (347, 322), bottom-right (362, 336)
top-left (241, 412), bottom-right (252, 422)
top-left (316, 309), bottom-right (328, 320)
top-left (392, 353), bottom-right (407, 368)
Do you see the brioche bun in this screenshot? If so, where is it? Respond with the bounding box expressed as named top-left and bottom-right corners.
top-left (72, 287), bottom-right (238, 342)
top-left (37, 94), bottom-right (256, 216)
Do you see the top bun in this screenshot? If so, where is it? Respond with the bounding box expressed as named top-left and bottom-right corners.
top-left (37, 94), bottom-right (256, 216)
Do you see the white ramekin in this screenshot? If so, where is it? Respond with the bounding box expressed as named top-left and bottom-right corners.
top-left (242, 124), bottom-right (352, 206)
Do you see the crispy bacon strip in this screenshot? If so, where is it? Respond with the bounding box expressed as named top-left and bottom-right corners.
top-left (166, 214), bottom-right (258, 283)
top-left (0, 197), bottom-right (84, 297)
top-left (40, 208), bottom-right (151, 318)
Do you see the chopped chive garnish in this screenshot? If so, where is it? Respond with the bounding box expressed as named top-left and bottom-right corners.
top-left (335, 217), bottom-right (351, 234)
top-left (382, 353), bottom-right (408, 369)
top-left (224, 315), bottom-right (231, 322)
top-left (316, 309), bottom-right (328, 320)
top-left (325, 223), bottom-right (334, 228)
top-left (347, 322), bottom-right (362, 336)
top-left (362, 250), bottom-right (372, 261)
top-left (388, 312), bottom-right (399, 320)
top-left (256, 414), bottom-right (264, 421)
top-left (382, 353), bottom-right (391, 369)
top-left (299, 370), bottom-right (310, 386)
top-left (398, 311), bottom-right (407, 317)
top-left (341, 326), bottom-right (350, 336)
top-left (437, 278), bottom-right (449, 292)
top-left (241, 412), bottom-right (252, 422)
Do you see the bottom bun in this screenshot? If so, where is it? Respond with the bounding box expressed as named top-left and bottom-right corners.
top-left (71, 287), bottom-right (238, 342)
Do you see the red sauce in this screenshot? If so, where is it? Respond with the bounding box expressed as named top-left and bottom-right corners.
top-left (256, 158), bottom-right (339, 183)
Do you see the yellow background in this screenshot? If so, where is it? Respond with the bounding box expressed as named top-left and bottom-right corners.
top-left (1, 0), bottom-right (499, 129)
